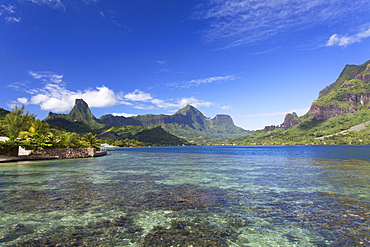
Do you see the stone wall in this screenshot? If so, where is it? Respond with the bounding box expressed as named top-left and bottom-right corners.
top-left (0, 146), bottom-right (19, 157)
top-left (30, 148), bottom-right (96, 159)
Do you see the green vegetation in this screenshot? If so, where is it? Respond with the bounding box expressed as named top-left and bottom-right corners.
top-left (108, 138), bottom-right (144, 147)
top-left (319, 60), bottom-right (370, 98)
top-left (0, 108), bottom-right (9, 120)
top-left (235, 110), bottom-right (370, 145)
top-left (98, 125), bottom-right (188, 146)
top-left (233, 60), bottom-right (370, 146)
top-left (50, 100), bottom-right (248, 144)
top-left (44, 99), bottom-right (105, 132)
top-left (5, 59), bottom-right (370, 149)
top-left (2, 105), bottom-right (35, 139)
top-left (0, 100), bottom-right (190, 154)
top-left (314, 79), bottom-right (370, 108)
top-left (0, 106), bottom-right (151, 153)
top-left (45, 118), bottom-right (95, 134)
top-left (132, 105), bottom-right (249, 143)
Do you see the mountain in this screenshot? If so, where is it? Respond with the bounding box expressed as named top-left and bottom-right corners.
top-left (318, 61), bottom-right (370, 98)
top-left (45, 99), bottom-right (105, 132)
top-left (99, 104), bottom-right (249, 143)
top-left (98, 125), bottom-right (188, 146)
top-left (235, 60), bottom-right (370, 145)
top-left (44, 99), bottom-right (246, 144)
top-left (98, 114), bottom-right (141, 127)
top-left (308, 60), bottom-right (370, 121)
top-left (0, 108), bottom-right (10, 120)
top-left (263, 112), bottom-right (301, 132)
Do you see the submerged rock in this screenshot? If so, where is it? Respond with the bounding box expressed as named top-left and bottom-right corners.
top-left (135, 186), bottom-right (229, 210)
top-left (142, 220), bottom-right (236, 247)
top-left (9, 216), bottom-right (143, 247)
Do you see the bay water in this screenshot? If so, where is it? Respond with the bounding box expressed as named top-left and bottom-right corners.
top-left (0, 145), bottom-right (369, 246)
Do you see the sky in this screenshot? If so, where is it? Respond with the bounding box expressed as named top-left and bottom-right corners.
top-left (1, 0), bottom-right (370, 130)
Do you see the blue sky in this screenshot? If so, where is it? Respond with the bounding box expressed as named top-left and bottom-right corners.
top-left (1, 0), bottom-right (370, 130)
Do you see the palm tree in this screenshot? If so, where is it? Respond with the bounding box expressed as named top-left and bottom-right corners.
top-left (18, 120), bottom-right (55, 150)
top-left (83, 132), bottom-right (98, 148)
top-left (2, 105), bottom-right (35, 139)
top-left (59, 132), bottom-right (81, 148)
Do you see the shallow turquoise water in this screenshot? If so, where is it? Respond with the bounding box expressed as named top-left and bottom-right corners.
top-left (0, 145), bottom-right (369, 246)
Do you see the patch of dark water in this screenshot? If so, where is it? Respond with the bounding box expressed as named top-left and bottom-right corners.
top-left (251, 191), bottom-right (370, 246)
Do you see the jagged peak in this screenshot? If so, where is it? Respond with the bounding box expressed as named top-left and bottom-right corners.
top-left (319, 60), bottom-right (370, 98)
top-left (174, 104), bottom-right (204, 116)
top-left (74, 99), bottom-right (89, 109)
top-left (211, 114), bottom-right (234, 125)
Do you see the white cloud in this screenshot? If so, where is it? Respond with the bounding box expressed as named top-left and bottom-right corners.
top-left (170, 75), bottom-right (237, 88)
top-left (112, 113), bottom-right (137, 117)
top-left (1, 4), bottom-right (16, 14)
top-left (1, 4), bottom-right (21, 23)
top-left (194, 0), bottom-right (370, 48)
top-left (154, 60), bottom-right (168, 65)
top-left (25, 0), bottom-right (64, 8)
top-left (176, 97), bottom-right (214, 108)
top-left (326, 27), bottom-right (370, 46)
top-left (5, 16), bottom-right (21, 23)
top-left (221, 105), bottom-right (231, 110)
top-left (15, 72), bottom-right (215, 113)
top-left (133, 105), bottom-right (155, 110)
top-left (17, 71), bottom-right (126, 112)
top-left (123, 89), bottom-right (214, 109)
top-left (7, 81), bottom-right (29, 90)
top-left (24, 85), bottom-right (123, 112)
top-left (17, 97), bottom-right (28, 104)
top-left (29, 71), bottom-right (64, 83)
top-left (124, 89), bottom-right (153, 102)
top-left (187, 75), bottom-right (236, 86)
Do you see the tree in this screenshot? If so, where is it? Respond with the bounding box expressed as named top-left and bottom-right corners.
top-left (2, 105), bottom-right (35, 139)
top-left (19, 120), bottom-right (54, 150)
top-left (83, 132), bottom-right (98, 148)
top-left (58, 132), bottom-right (81, 148)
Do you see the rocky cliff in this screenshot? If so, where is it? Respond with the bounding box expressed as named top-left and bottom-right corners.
top-left (308, 60), bottom-right (370, 121)
top-left (211, 114), bottom-right (234, 125)
top-left (319, 61), bottom-right (370, 98)
top-left (264, 112), bottom-right (300, 132)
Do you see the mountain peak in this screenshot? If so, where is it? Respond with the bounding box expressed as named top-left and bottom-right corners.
top-left (45, 98), bottom-right (105, 130)
top-left (70, 99), bottom-right (94, 120)
top-left (74, 98), bottom-right (89, 109)
top-left (319, 60), bottom-right (370, 98)
top-left (175, 104), bottom-right (203, 116)
top-left (211, 114), bottom-right (234, 125)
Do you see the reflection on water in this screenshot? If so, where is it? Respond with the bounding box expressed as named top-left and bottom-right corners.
top-left (0, 145), bottom-right (369, 246)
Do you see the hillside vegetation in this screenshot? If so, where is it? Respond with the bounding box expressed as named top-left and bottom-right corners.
top-left (235, 60), bottom-right (370, 145)
top-left (45, 100), bottom-right (248, 144)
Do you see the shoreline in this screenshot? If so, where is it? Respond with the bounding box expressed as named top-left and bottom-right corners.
top-left (0, 150), bottom-right (107, 163)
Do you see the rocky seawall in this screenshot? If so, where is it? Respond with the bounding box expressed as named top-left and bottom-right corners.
top-left (0, 148), bottom-right (107, 163)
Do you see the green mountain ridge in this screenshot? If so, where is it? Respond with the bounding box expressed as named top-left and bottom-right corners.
top-left (43, 100), bottom-right (248, 144)
top-left (0, 108), bottom-right (10, 120)
top-left (99, 104), bottom-right (249, 143)
top-left (98, 125), bottom-right (188, 146)
top-left (319, 60), bottom-right (370, 98)
top-left (45, 99), bottom-right (105, 131)
top-left (236, 59), bottom-right (370, 145)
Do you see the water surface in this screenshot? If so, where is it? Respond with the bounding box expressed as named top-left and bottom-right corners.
top-left (0, 145), bottom-right (369, 246)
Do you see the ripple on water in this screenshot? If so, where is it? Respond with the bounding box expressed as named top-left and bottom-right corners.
top-left (0, 146), bottom-right (369, 246)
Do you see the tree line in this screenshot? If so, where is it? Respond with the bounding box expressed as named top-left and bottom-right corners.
top-left (0, 106), bottom-right (143, 151)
